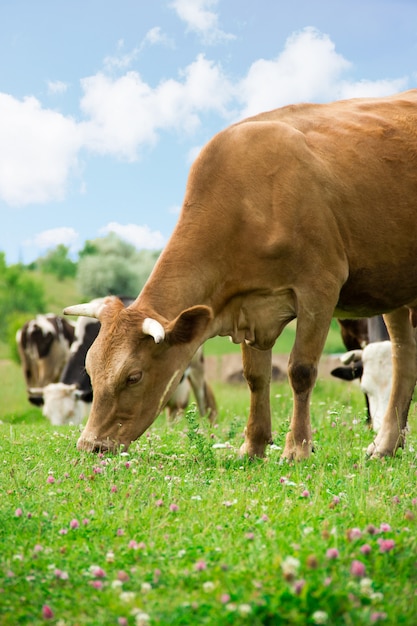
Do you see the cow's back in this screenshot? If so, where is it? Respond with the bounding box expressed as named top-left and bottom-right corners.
top-left (177, 89), bottom-right (417, 320)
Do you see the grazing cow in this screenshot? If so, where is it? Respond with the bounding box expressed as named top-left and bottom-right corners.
top-left (65, 90), bottom-right (417, 460)
top-left (331, 316), bottom-right (390, 428)
top-left (16, 314), bottom-right (75, 389)
top-left (164, 345), bottom-right (217, 422)
top-left (359, 341), bottom-right (393, 433)
top-left (28, 315), bottom-right (101, 425)
top-left (337, 318), bottom-right (369, 352)
top-left (29, 313), bottom-right (217, 426)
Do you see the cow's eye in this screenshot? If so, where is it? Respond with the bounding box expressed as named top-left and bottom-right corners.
top-left (126, 372), bottom-right (143, 386)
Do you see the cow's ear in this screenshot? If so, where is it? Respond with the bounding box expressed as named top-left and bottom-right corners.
top-left (166, 305), bottom-right (213, 345)
top-left (331, 365), bottom-right (362, 381)
top-left (28, 389), bottom-right (45, 406)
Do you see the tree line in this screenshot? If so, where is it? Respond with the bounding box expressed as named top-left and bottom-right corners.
top-left (0, 233), bottom-right (160, 351)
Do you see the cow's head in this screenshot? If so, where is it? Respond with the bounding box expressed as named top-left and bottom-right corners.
top-left (64, 296), bottom-right (213, 453)
top-left (28, 382), bottom-right (90, 426)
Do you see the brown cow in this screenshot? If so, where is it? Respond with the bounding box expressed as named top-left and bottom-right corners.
top-left (65, 89), bottom-right (417, 460)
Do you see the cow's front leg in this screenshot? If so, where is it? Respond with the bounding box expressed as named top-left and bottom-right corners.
top-left (367, 307), bottom-right (417, 458)
top-left (239, 344), bottom-right (273, 458)
top-left (282, 312), bottom-right (331, 461)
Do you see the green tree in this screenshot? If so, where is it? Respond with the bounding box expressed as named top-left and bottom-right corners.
top-left (33, 244), bottom-right (77, 280)
top-left (0, 252), bottom-right (46, 344)
top-left (76, 233), bottom-right (160, 299)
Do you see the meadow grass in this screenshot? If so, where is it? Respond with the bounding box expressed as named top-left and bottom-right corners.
top-left (1, 377), bottom-right (416, 625)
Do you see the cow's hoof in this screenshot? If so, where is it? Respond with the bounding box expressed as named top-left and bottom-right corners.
top-left (281, 446), bottom-right (312, 462)
top-left (366, 442), bottom-right (393, 459)
top-left (281, 432), bottom-right (313, 461)
top-left (239, 441), bottom-right (266, 459)
top-left (366, 432), bottom-right (404, 459)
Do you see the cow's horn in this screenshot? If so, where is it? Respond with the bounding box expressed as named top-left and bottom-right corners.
top-left (340, 349), bottom-right (363, 364)
top-left (142, 318), bottom-right (165, 343)
top-left (28, 387), bottom-right (44, 396)
top-left (63, 300), bottom-right (106, 319)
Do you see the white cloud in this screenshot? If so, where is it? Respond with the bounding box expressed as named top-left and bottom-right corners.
top-left (27, 227), bottom-right (79, 251)
top-left (80, 54), bottom-right (233, 159)
top-left (170, 0), bottom-right (235, 44)
top-left (104, 29), bottom-right (173, 72)
top-left (0, 27), bottom-right (409, 210)
top-left (100, 222), bottom-right (166, 249)
top-left (237, 28), bottom-right (405, 118)
top-left (103, 39), bottom-right (140, 72)
top-left (143, 26), bottom-right (173, 47)
top-left (237, 28), bottom-right (350, 117)
top-left (337, 77), bottom-right (408, 100)
top-left (79, 72), bottom-right (158, 159)
top-left (0, 94), bottom-right (82, 206)
top-left (47, 80), bottom-right (68, 95)
top-left (0, 54), bottom-right (233, 208)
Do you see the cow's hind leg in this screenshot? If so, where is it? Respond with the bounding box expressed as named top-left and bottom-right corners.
top-left (367, 307), bottom-right (417, 458)
top-left (239, 344), bottom-right (273, 458)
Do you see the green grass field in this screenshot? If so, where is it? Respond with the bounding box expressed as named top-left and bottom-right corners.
top-left (1, 275), bottom-right (416, 624)
top-left (1, 372), bottom-right (417, 625)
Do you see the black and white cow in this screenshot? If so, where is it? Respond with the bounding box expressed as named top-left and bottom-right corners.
top-left (28, 315), bottom-right (101, 425)
top-left (331, 316), bottom-right (390, 430)
top-left (16, 314), bottom-right (76, 389)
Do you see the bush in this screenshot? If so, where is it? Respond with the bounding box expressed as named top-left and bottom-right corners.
top-left (32, 245), bottom-right (77, 280)
top-left (0, 253), bottom-right (46, 342)
top-left (76, 254), bottom-right (141, 299)
top-left (76, 233), bottom-right (160, 299)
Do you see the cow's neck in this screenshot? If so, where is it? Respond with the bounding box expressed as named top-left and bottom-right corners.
top-left (135, 243), bottom-right (296, 350)
top-left (136, 252), bottom-right (219, 321)
top-left (133, 214), bottom-right (216, 311)
top-left (133, 199), bottom-right (299, 347)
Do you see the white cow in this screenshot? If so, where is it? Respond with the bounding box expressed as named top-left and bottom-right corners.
top-left (34, 382), bottom-right (89, 426)
top-left (338, 341), bottom-right (393, 432)
top-left (360, 342), bottom-right (393, 433)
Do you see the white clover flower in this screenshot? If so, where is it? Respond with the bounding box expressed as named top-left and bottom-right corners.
top-left (111, 580), bottom-right (123, 590)
top-left (371, 591), bottom-right (384, 602)
top-left (312, 610), bottom-right (328, 624)
top-left (132, 609), bottom-right (150, 625)
top-left (120, 591), bottom-right (136, 603)
top-left (238, 604), bottom-right (252, 615)
top-left (106, 550), bottom-right (115, 563)
top-left (141, 582), bottom-right (152, 593)
top-left (281, 556), bottom-right (300, 577)
top-left (359, 577), bottom-right (373, 596)
top-left (202, 581), bottom-right (215, 592)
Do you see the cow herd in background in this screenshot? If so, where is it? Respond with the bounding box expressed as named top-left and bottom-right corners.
top-left (16, 304), bottom-right (396, 434)
top-left (16, 298), bottom-right (217, 427)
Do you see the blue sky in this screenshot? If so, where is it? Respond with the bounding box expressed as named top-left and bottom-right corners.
top-left (1, 0), bottom-right (416, 265)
